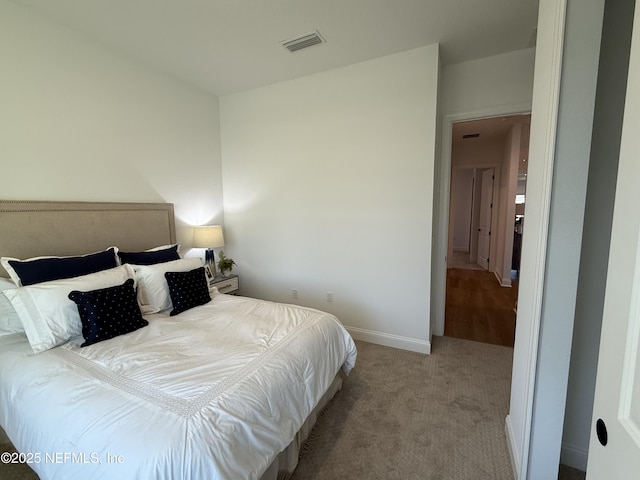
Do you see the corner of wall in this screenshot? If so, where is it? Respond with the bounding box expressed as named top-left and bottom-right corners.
top-left (345, 326), bottom-right (431, 355)
top-left (560, 442), bottom-right (588, 471)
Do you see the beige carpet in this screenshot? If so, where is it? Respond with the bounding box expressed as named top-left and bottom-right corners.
top-left (291, 336), bottom-right (515, 480)
top-left (0, 428), bottom-right (38, 480)
top-left (1, 336), bottom-right (581, 479)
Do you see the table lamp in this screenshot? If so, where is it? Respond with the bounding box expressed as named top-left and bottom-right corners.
top-left (193, 225), bottom-right (225, 276)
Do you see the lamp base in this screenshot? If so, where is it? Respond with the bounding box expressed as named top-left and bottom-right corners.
top-left (205, 248), bottom-right (218, 277)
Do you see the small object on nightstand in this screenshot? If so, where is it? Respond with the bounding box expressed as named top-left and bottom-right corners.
top-left (210, 273), bottom-right (239, 295)
top-left (193, 225), bottom-right (225, 277)
top-left (217, 250), bottom-right (236, 277)
top-left (204, 265), bottom-right (214, 282)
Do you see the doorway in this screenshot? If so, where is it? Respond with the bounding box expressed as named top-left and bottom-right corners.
top-left (444, 114), bottom-right (530, 347)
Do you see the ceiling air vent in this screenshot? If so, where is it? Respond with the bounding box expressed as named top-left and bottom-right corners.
top-left (462, 133), bottom-right (480, 139)
top-left (281, 31), bottom-right (325, 53)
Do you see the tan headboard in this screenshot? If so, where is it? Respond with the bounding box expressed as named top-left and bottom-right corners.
top-left (0, 201), bottom-right (176, 278)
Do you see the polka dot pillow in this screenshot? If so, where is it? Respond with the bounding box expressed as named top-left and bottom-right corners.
top-left (68, 278), bottom-right (148, 347)
top-left (164, 267), bottom-right (211, 316)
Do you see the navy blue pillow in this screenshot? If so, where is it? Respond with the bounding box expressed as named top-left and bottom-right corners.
top-left (165, 267), bottom-right (211, 316)
top-left (68, 278), bottom-right (148, 347)
top-left (9, 248), bottom-right (118, 286)
top-left (118, 245), bottom-right (180, 266)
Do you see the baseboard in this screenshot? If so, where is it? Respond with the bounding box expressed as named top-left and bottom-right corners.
top-left (345, 326), bottom-right (431, 354)
top-left (505, 415), bottom-right (520, 480)
top-left (560, 442), bottom-right (588, 472)
top-left (494, 270), bottom-right (512, 287)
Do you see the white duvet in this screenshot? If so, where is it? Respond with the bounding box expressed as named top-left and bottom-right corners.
top-left (0, 293), bottom-right (357, 480)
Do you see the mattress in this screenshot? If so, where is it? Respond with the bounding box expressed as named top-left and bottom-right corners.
top-left (0, 292), bottom-right (357, 480)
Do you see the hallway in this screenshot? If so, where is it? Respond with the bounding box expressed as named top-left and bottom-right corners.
top-left (444, 267), bottom-right (518, 347)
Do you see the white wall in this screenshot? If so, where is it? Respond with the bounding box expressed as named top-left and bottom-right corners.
top-left (0, 1), bottom-right (224, 247)
top-left (220, 45), bottom-right (439, 353)
top-left (451, 169), bottom-right (474, 252)
top-left (495, 124), bottom-right (522, 287)
top-left (470, 169), bottom-right (484, 262)
top-left (441, 48), bottom-right (536, 117)
top-left (451, 138), bottom-right (506, 167)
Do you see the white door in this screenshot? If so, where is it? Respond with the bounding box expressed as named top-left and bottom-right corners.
top-left (476, 168), bottom-right (494, 270)
top-left (587, 8), bottom-right (640, 477)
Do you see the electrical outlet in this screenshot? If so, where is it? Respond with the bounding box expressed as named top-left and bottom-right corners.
top-left (327, 292), bottom-right (333, 303)
top-left (292, 289), bottom-right (298, 300)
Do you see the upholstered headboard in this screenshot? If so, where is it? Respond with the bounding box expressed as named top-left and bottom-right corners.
top-left (0, 201), bottom-right (176, 278)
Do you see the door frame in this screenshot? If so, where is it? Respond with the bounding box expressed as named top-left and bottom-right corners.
top-left (431, 3), bottom-right (565, 478)
top-left (477, 167), bottom-right (496, 270)
top-left (433, 104), bottom-right (531, 339)
top-left (430, 1), bottom-right (567, 478)
top-left (447, 163), bottom-right (500, 271)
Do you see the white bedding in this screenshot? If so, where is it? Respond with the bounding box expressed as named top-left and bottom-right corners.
top-left (0, 292), bottom-right (357, 480)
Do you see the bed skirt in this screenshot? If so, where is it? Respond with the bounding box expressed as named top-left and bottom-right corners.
top-left (259, 371), bottom-right (344, 480)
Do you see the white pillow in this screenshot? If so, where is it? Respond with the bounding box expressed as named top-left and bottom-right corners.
top-left (4, 264), bottom-right (136, 353)
top-left (0, 278), bottom-right (23, 336)
top-left (133, 257), bottom-right (203, 314)
top-left (0, 278), bottom-right (15, 290)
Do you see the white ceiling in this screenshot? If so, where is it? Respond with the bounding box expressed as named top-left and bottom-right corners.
top-left (453, 114), bottom-right (531, 173)
top-left (12, 0), bottom-right (539, 96)
top-left (452, 115), bottom-right (531, 144)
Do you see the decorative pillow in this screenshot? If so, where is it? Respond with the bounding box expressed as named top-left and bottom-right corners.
top-left (132, 257), bottom-right (202, 314)
top-left (0, 278), bottom-right (23, 336)
top-left (4, 264), bottom-right (135, 353)
top-left (165, 267), bottom-right (211, 316)
top-left (117, 244), bottom-right (180, 266)
top-left (1, 247), bottom-right (119, 287)
top-left (68, 278), bottom-right (148, 347)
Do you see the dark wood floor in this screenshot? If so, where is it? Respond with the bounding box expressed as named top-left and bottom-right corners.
top-left (444, 268), bottom-right (518, 347)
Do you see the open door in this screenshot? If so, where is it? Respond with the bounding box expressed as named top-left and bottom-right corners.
top-left (476, 168), bottom-right (494, 270)
top-left (587, 7), bottom-right (640, 476)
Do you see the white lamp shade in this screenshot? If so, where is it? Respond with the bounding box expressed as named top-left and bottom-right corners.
top-left (193, 225), bottom-right (225, 248)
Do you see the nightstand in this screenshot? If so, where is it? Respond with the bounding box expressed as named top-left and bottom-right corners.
top-left (210, 274), bottom-right (239, 294)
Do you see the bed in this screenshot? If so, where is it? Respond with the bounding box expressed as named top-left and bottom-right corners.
top-left (0, 200), bottom-right (357, 480)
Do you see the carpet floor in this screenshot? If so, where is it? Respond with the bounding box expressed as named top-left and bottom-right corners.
top-left (291, 336), bottom-right (515, 480)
